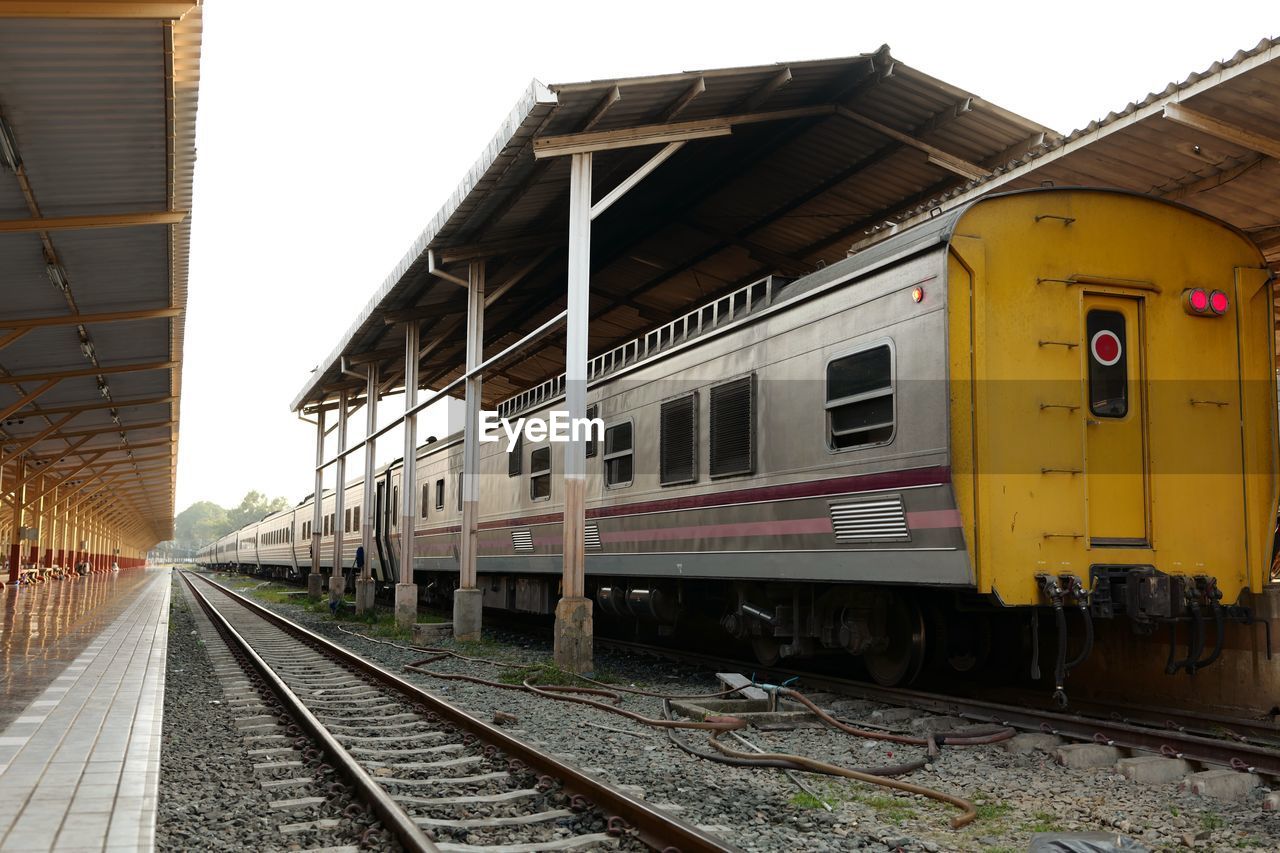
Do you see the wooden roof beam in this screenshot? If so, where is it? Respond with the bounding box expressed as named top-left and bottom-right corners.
top-left (1162, 103), bottom-right (1280, 160)
top-left (833, 106), bottom-right (991, 180)
top-left (0, 2), bottom-right (194, 17)
top-left (0, 360), bottom-right (176, 385)
top-left (581, 85), bottom-right (621, 132)
top-left (7, 394), bottom-right (174, 418)
top-left (0, 307), bottom-right (180, 330)
top-left (659, 77), bottom-right (705, 122)
top-left (741, 67), bottom-right (792, 112)
top-left (0, 211), bottom-right (187, 234)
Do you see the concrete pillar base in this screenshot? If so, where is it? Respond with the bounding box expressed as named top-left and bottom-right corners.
top-left (553, 596), bottom-right (593, 674)
top-left (329, 573), bottom-right (346, 606)
top-left (307, 573), bottom-right (322, 601)
top-left (452, 587), bottom-right (483, 641)
top-left (354, 578), bottom-right (376, 614)
top-left (395, 583), bottom-right (418, 630)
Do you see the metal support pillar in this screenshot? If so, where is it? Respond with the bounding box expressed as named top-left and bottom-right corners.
top-left (454, 259), bottom-right (486, 641)
top-left (309, 406), bottom-right (326, 600)
top-left (45, 484), bottom-right (57, 570)
top-left (7, 459), bottom-right (25, 583)
top-left (395, 321), bottom-right (419, 630)
top-left (356, 365), bottom-right (378, 614)
top-left (330, 389), bottom-right (349, 605)
top-left (554, 151), bottom-right (594, 673)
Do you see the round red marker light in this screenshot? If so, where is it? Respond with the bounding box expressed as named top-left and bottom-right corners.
top-left (911, 286), bottom-right (924, 303)
top-left (1187, 288), bottom-right (1210, 313)
top-left (1091, 329), bottom-right (1122, 366)
top-left (1209, 290), bottom-right (1229, 315)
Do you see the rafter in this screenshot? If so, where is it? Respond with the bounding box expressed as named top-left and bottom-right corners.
top-left (0, 211), bottom-right (187, 234)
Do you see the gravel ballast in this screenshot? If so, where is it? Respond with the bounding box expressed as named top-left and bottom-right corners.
top-left (204, 573), bottom-right (1280, 852)
top-left (158, 575), bottom-right (390, 852)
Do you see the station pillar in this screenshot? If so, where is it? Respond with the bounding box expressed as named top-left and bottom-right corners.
top-left (554, 152), bottom-right (594, 674)
top-left (308, 406), bottom-right (326, 601)
top-left (454, 259), bottom-right (485, 641)
top-left (395, 319), bottom-right (419, 630)
top-left (329, 389), bottom-right (349, 607)
top-left (356, 363), bottom-right (378, 615)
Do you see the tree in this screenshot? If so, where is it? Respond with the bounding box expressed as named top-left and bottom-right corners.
top-left (174, 501), bottom-right (230, 551)
top-left (171, 490), bottom-right (291, 552)
top-left (226, 491), bottom-right (291, 530)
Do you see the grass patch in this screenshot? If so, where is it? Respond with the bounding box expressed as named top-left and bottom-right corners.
top-left (1024, 810), bottom-right (1063, 833)
top-left (790, 791), bottom-right (826, 809)
top-left (973, 801), bottom-right (1012, 822)
top-left (1202, 811), bottom-right (1225, 831)
top-left (854, 793), bottom-right (918, 824)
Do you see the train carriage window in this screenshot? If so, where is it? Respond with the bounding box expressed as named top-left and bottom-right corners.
top-left (710, 375), bottom-right (755, 478)
top-left (530, 447), bottom-right (552, 501)
top-left (826, 344), bottom-right (895, 450)
top-left (508, 433), bottom-right (522, 477)
top-left (344, 508), bottom-right (351, 533)
top-left (660, 393), bottom-right (698, 486)
top-left (603, 421), bottom-right (633, 488)
top-left (353, 506), bottom-right (360, 533)
top-left (585, 404), bottom-right (599, 459)
top-left (435, 478), bottom-right (444, 511)
top-left (392, 486), bottom-right (399, 529)
top-left (457, 472), bottom-right (463, 511)
top-left (1087, 310), bottom-right (1128, 418)
top-left (422, 483), bottom-right (429, 517)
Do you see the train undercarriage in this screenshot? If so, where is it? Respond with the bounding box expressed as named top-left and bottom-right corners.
top-left (212, 561), bottom-right (1273, 712)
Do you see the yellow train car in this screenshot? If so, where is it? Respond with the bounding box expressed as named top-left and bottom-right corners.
top-left (947, 188), bottom-right (1276, 704)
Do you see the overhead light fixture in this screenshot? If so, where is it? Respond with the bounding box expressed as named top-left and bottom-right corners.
top-left (0, 114), bottom-right (20, 172)
top-left (80, 340), bottom-right (96, 361)
top-left (46, 263), bottom-right (69, 292)
top-left (97, 378), bottom-right (111, 399)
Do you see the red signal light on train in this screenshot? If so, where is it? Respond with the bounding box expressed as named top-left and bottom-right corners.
top-left (1183, 288), bottom-right (1211, 315)
top-left (911, 286), bottom-right (924, 303)
top-left (1209, 290), bottom-right (1229, 315)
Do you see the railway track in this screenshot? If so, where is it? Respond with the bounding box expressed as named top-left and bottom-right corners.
top-left (179, 571), bottom-right (737, 853)
top-left (593, 637), bottom-right (1280, 784)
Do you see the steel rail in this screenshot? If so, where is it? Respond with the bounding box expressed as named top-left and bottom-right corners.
top-left (595, 637), bottom-right (1280, 780)
top-left (185, 571), bottom-right (738, 853)
top-left (179, 571), bottom-right (439, 853)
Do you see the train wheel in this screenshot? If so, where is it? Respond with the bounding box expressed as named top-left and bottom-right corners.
top-left (864, 594), bottom-right (927, 687)
top-left (751, 636), bottom-right (781, 666)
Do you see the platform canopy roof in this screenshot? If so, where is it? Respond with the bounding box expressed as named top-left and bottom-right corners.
top-left (292, 47), bottom-right (1059, 413)
top-left (0, 1), bottom-right (202, 546)
top-left (861, 37), bottom-right (1280, 303)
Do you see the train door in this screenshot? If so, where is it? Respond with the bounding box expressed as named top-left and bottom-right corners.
top-left (374, 471), bottom-right (398, 583)
top-left (1082, 294), bottom-right (1149, 545)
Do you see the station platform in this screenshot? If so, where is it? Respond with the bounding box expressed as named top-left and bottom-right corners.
top-left (0, 569), bottom-right (171, 851)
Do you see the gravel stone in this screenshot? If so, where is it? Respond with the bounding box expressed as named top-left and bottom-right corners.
top-left (204, 572), bottom-right (1280, 852)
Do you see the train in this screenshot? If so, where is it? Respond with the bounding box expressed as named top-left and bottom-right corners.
top-left (198, 187), bottom-right (1278, 703)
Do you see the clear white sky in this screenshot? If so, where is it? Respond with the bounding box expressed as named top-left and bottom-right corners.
top-left (174, 0), bottom-right (1278, 512)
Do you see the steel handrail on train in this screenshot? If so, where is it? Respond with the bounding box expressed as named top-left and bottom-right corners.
top-left (183, 571), bottom-right (739, 853)
top-left (178, 571), bottom-right (439, 852)
top-left (596, 637), bottom-right (1280, 780)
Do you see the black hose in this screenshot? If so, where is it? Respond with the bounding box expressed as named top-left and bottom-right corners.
top-left (1189, 602), bottom-right (1225, 674)
top-left (1052, 600), bottom-right (1068, 697)
top-left (1065, 603), bottom-right (1094, 671)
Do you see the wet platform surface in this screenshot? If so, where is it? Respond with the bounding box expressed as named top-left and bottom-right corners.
top-left (0, 569), bottom-right (170, 851)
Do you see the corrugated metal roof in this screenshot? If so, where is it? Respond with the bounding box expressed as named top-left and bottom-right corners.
top-left (859, 37), bottom-right (1280, 258)
top-left (845, 35), bottom-right (1280, 356)
top-left (0, 2), bottom-right (201, 548)
top-left (293, 48), bottom-right (1056, 411)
